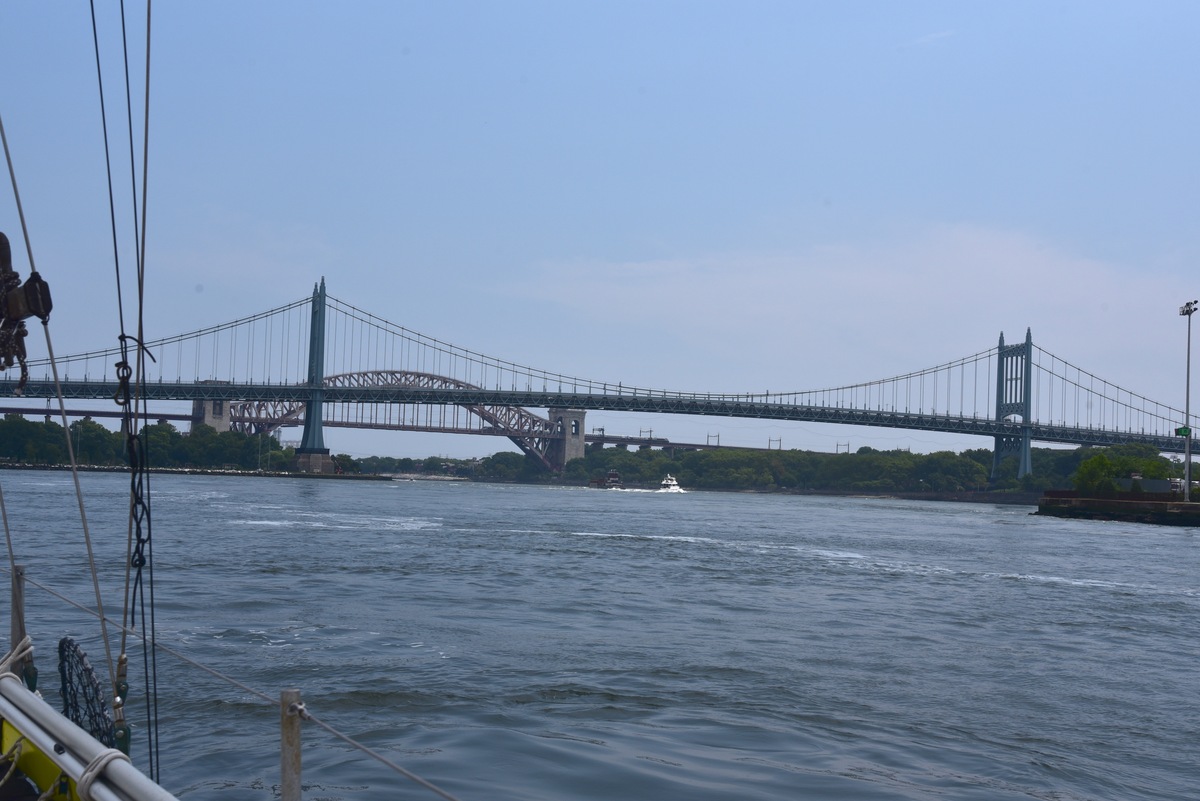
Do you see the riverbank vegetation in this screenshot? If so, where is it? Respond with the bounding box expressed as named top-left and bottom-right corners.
top-left (470, 442), bottom-right (1180, 496)
top-left (476, 443), bottom-right (1075, 493)
top-left (0, 415), bottom-right (1182, 495)
top-left (0, 416), bottom-right (294, 471)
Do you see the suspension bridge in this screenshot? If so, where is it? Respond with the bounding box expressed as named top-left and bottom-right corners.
top-left (0, 279), bottom-right (1192, 476)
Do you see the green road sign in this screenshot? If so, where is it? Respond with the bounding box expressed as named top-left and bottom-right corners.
top-left (1176, 426), bottom-right (1192, 437)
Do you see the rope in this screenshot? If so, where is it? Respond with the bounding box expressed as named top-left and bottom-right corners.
top-left (299, 708), bottom-right (465, 801)
top-left (84, 0), bottom-right (164, 779)
top-left (9, 2), bottom-right (446, 798)
top-left (1, 566), bottom-right (465, 800)
top-left (0, 112), bottom-right (37, 279)
top-left (75, 748), bottom-right (130, 801)
top-left (2, 50), bottom-right (118, 722)
top-left (40, 328), bottom-right (118, 704)
top-left (87, 0), bottom-right (130, 342)
top-left (0, 735), bottom-right (24, 789)
top-left (0, 636), bottom-right (33, 674)
top-left (1, 481), bottom-right (17, 581)
top-left (36, 778), bottom-right (63, 801)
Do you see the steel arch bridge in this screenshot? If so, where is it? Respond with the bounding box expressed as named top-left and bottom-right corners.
top-left (228, 370), bottom-right (571, 472)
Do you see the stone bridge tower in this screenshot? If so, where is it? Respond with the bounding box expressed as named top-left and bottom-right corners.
top-left (191, 381), bottom-right (232, 432)
top-left (547, 408), bottom-right (587, 471)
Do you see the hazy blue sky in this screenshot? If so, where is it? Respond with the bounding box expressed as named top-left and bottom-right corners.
top-left (2, 2), bottom-right (1198, 459)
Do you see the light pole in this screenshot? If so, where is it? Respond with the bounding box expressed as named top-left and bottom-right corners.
top-left (1181, 300), bottom-right (1198, 502)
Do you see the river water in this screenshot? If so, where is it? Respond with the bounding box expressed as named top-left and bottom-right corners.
top-left (2, 470), bottom-right (1197, 800)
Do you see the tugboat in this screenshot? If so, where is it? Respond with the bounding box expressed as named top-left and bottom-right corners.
top-left (590, 469), bottom-right (624, 489)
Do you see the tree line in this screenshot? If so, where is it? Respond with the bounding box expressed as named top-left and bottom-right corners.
top-left (0, 415), bottom-right (293, 471)
top-left (465, 441), bottom-right (1183, 495)
top-left (0, 415), bottom-right (1184, 495)
top-left (471, 441), bottom-right (1186, 495)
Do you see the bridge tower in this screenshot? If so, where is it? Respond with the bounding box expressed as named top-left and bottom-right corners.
top-left (294, 278), bottom-right (334, 474)
top-left (191, 381), bottom-right (231, 433)
top-left (992, 328), bottom-right (1033, 480)
top-left (547, 408), bottom-right (587, 470)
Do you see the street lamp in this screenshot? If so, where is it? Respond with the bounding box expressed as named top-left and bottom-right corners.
top-left (1181, 300), bottom-right (1198, 502)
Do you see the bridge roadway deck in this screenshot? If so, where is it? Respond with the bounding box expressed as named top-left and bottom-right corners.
top-left (1, 378), bottom-right (1191, 454)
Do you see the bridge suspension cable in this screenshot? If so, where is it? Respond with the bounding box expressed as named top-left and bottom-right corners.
top-left (10, 295), bottom-right (1193, 455)
top-left (1030, 345), bottom-right (1180, 436)
top-left (23, 297), bottom-right (312, 385)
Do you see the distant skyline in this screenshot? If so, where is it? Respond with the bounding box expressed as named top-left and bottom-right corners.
top-left (2, 2), bottom-right (1198, 460)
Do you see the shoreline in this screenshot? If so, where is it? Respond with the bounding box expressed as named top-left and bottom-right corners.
top-left (0, 463), bottom-right (391, 481)
top-left (0, 462), bottom-right (1042, 503)
top-left (1036, 492), bottom-right (1200, 526)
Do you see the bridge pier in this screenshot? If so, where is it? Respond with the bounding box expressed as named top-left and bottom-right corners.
top-left (191, 398), bottom-right (231, 433)
top-left (547, 408), bottom-right (586, 471)
top-left (993, 430), bottom-right (1032, 480)
top-left (294, 451), bottom-right (336, 474)
top-left (191, 380), bottom-right (232, 432)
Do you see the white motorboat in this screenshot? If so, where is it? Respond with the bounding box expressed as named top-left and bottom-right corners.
top-left (659, 474), bottom-right (683, 492)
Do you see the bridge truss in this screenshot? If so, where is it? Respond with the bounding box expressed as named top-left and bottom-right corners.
top-left (229, 370), bottom-right (568, 472)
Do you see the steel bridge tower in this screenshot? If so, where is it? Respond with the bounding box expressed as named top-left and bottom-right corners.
top-left (992, 328), bottom-right (1033, 480)
top-left (294, 278), bottom-right (334, 473)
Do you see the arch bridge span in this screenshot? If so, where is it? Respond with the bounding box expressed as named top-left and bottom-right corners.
top-left (228, 370), bottom-right (580, 472)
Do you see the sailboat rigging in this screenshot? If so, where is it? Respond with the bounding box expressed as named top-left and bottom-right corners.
top-left (1, 5), bottom-right (463, 800)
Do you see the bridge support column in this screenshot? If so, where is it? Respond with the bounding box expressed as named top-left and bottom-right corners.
top-left (547, 408), bottom-right (586, 471)
top-left (992, 328), bottom-right (1033, 480)
top-left (191, 399), bottom-right (231, 433)
top-left (295, 278), bottom-right (333, 474)
top-left (993, 430), bottom-right (1032, 480)
top-left (191, 380), bottom-right (232, 432)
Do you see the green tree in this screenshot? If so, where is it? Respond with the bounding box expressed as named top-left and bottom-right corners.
top-left (0, 415), bottom-right (66, 464)
top-left (1107, 443), bottom-right (1172, 480)
top-left (143, 421), bottom-right (183, 466)
top-left (477, 451), bottom-right (526, 481)
top-left (916, 451), bottom-right (988, 492)
top-left (68, 418), bottom-right (122, 465)
top-left (1071, 443), bottom-right (1174, 497)
top-left (331, 453), bottom-right (359, 474)
top-left (1072, 452), bottom-right (1118, 497)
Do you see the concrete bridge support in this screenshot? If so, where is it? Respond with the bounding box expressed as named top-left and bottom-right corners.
top-left (191, 398), bottom-right (231, 433)
top-left (547, 408), bottom-right (586, 471)
top-left (191, 380), bottom-right (232, 432)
